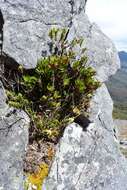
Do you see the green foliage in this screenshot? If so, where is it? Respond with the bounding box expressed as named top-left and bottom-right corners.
top-left (6, 90), bottom-right (30, 110)
top-left (22, 75), bottom-right (38, 89)
top-left (6, 28), bottom-right (100, 142)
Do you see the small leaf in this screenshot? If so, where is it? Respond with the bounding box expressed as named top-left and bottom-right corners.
top-left (80, 56), bottom-right (88, 64)
top-left (75, 79), bottom-right (85, 92)
top-left (72, 61), bottom-right (80, 69)
top-left (23, 75), bottom-right (38, 87)
top-left (18, 65), bottom-right (23, 72)
top-left (68, 117), bottom-right (75, 123)
top-left (87, 93), bottom-right (92, 98)
top-left (79, 38), bottom-right (84, 47)
top-left (44, 129), bottom-right (52, 136)
top-left (51, 102), bottom-right (61, 108)
top-left (63, 78), bottom-right (70, 86)
top-left (53, 91), bottom-right (61, 99)
top-left (73, 107), bottom-right (80, 115)
top-left (40, 95), bottom-right (47, 100)
top-left (47, 84), bottom-right (54, 92)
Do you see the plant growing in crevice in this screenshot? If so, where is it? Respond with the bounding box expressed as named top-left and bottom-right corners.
top-left (5, 28), bottom-right (100, 142)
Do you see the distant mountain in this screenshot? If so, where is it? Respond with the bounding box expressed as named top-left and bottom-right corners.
top-left (106, 51), bottom-right (127, 119)
top-left (119, 51), bottom-right (127, 63)
top-left (118, 51), bottom-right (127, 70)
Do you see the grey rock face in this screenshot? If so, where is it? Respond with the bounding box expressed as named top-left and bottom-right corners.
top-left (0, 83), bottom-right (29, 190)
top-left (0, 0), bottom-right (119, 81)
top-left (43, 85), bottom-right (127, 190)
top-left (0, 0), bottom-right (86, 68)
top-left (68, 13), bottom-right (120, 81)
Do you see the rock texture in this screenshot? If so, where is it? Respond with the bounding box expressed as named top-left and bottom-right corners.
top-left (43, 84), bottom-right (127, 190)
top-left (0, 82), bottom-right (29, 190)
top-left (0, 0), bottom-right (120, 80)
top-left (0, 0), bottom-right (126, 190)
top-left (0, 0), bottom-right (86, 68)
top-left (69, 13), bottom-right (120, 81)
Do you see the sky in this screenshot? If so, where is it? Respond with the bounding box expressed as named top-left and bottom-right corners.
top-left (86, 0), bottom-right (127, 51)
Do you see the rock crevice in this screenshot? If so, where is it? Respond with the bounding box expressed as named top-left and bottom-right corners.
top-left (0, 10), bottom-right (4, 54)
top-left (0, 1), bottom-right (126, 190)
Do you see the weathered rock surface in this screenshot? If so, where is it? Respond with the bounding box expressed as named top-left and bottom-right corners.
top-left (0, 82), bottom-right (29, 190)
top-left (0, 0), bottom-right (120, 81)
top-left (0, 0), bottom-right (126, 190)
top-left (0, 0), bottom-right (86, 68)
top-left (69, 13), bottom-right (120, 81)
top-left (43, 85), bottom-right (127, 190)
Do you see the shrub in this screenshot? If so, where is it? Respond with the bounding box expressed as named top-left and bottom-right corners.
top-left (5, 28), bottom-right (100, 142)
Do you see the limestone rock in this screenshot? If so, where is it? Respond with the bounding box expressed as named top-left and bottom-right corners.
top-left (0, 0), bottom-right (120, 81)
top-left (0, 0), bottom-right (86, 68)
top-left (0, 82), bottom-right (29, 190)
top-left (43, 85), bottom-right (127, 190)
top-left (69, 13), bottom-right (120, 81)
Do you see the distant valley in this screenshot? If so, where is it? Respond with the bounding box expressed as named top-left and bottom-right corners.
top-left (106, 51), bottom-right (127, 119)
